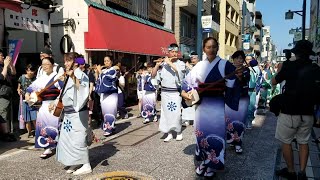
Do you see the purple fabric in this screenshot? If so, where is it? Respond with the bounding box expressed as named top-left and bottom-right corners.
top-left (225, 96), bottom-right (249, 146)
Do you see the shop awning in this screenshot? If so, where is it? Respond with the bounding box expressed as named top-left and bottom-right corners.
top-left (85, 7), bottom-right (177, 56)
top-left (0, 0), bottom-right (22, 12)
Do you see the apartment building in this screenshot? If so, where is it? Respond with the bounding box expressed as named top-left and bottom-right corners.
top-left (219, 0), bottom-right (240, 59)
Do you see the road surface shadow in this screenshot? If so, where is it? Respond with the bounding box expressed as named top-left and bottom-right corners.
top-left (89, 142), bottom-right (119, 169)
top-left (0, 139), bottom-right (33, 155)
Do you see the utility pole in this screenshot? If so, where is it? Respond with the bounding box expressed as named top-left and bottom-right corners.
top-left (197, 0), bottom-right (203, 60)
top-left (302, 0), bottom-right (306, 40)
top-left (241, 0), bottom-right (247, 50)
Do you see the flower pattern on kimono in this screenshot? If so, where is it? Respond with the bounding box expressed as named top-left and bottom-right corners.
top-left (195, 129), bottom-right (204, 137)
top-left (227, 122), bottom-right (234, 131)
top-left (37, 126), bottom-right (59, 148)
top-left (167, 101), bottom-right (177, 111)
top-left (200, 138), bottom-right (210, 149)
top-left (103, 122), bottom-right (113, 130)
top-left (141, 104), bottom-right (155, 118)
top-left (207, 149), bottom-right (220, 164)
top-left (226, 121), bottom-right (245, 144)
top-left (196, 135), bottom-right (225, 170)
top-left (40, 128), bottom-right (47, 136)
top-left (231, 131), bottom-right (241, 142)
top-left (63, 119), bottom-right (72, 132)
top-left (36, 121), bottom-right (43, 128)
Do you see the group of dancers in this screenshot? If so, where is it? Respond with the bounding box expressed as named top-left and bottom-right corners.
top-left (17, 36), bottom-right (271, 177)
top-left (151, 37), bottom-right (267, 178)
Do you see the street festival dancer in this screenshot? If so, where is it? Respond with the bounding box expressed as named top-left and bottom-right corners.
top-left (152, 43), bottom-right (186, 142)
top-left (225, 50), bottom-right (250, 154)
top-left (25, 57), bottom-right (62, 158)
top-left (245, 56), bottom-right (260, 129)
top-left (181, 37), bottom-right (241, 178)
top-left (181, 52), bottom-right (199, 126)
top-left (141, 63), bottom-right (157, 124)
top-left (95, 56), bottom-right (118, 136)
top-left (56, 52), bottom-right (92, 175)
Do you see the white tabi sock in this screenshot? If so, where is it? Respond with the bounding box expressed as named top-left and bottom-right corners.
top-left (66, 165), bottom-right (78, 174)
top-left (73, 163), bottom-right (92, 175)
top-left (164, 133), bottom-right (173, 142)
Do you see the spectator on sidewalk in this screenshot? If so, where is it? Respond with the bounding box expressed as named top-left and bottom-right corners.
top-left (0, 50), bottom-right (16, 142)
top-left (272, 40), bottom-right (320, 180)
top-left (17, 64), bottom-right (37, 138)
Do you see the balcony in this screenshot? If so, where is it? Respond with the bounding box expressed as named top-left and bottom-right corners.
top-left (177, 0), bottom-right (211, 16)
top-left (255, 19), bottom-right (263, 29)
top-left (211, 7), bottom-right (220, 24)
top-left (227, 0), bottom-right (240, 13)
top-left (226, 17), bottom-right (239, 36)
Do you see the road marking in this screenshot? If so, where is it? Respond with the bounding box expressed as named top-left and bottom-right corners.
top-left (85, 171), bottom-right (154, 180)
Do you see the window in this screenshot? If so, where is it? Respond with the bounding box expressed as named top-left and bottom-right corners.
top-left (180, 12), bottom-right (192, 38)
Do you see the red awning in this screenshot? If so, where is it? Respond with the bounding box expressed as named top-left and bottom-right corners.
top-left (0, 0), bottom-right (22, 12)
top-left (85, 7), bottom-right (177, 56)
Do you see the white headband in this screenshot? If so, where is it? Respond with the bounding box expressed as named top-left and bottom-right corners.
top-left (168, 47), bottom-right (179, 51)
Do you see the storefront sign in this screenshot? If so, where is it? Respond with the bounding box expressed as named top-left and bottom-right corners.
top-left (202, 15), bottom-right (213, 33)
top-left (8, 39), bottom-right (23, 66)
top-left (4, 6), bottom-right (48, 33)
top-left (242, 34), bottom-right (251, 50)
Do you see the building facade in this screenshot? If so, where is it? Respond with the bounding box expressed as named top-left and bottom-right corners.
top-left (51, 0), bottom-right (176, 102)
top-left (219, 0), bottom-right (240, 60)
top-left (253, 10), bottom-right (263, 61)
top-left (309, 0), bottom-right (320, 53)
top-left (174, 0), bottom-right (213, 55)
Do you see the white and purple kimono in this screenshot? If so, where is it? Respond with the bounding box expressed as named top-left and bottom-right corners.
top-left (26, 72), bottom-right (63, 149)
top-left (225, 68), bottom-right (250, 146)
top-left (159, 60), bottom-right (185, 133)
top-left (56, 68), bottom-right (90, 166)
top-left (182, 56), bottom-right (240, 175)
top-left (181, 66), bottom-right (196, 123)
top-left (95, 67), bottom-right (118, 134)
top-left (141, 73), bottom-right (157, 120)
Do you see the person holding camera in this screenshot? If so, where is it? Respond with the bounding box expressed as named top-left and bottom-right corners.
top-left (0, 50), bottom-right (16, 142)
top-left (273, 40), bottom-right (320, 180)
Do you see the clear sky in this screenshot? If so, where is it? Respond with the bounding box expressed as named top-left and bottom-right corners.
top-left (256, 0), bottom-right (310, 53)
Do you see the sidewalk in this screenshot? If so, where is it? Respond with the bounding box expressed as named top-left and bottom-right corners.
top-left (274, 126), bottom-right (320, 180)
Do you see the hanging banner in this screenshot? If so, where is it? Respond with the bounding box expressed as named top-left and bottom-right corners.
top-left (8, 39), bottom-right (23, 66)
top-left (4, 6), bottom-right (49, 33)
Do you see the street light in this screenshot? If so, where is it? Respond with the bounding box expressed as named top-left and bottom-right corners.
top-left (285, 0), bottom-right (306, 40)
top-left (196, 0), bottom-right (203, 60)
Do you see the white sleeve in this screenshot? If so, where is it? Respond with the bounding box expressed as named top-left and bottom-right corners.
top-left (72, 68), bottom-right (90, 112)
